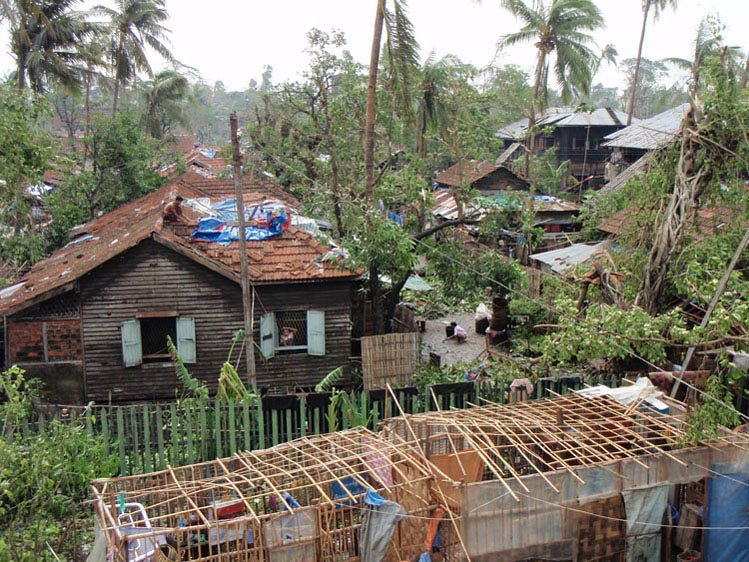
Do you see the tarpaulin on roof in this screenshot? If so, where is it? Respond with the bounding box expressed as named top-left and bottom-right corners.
top-left (211, 198), bottom-right (288, 223)
top-left (192, 211), bottom-right (288, 245)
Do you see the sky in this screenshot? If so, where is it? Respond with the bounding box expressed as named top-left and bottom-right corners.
top-left (1, 0), bottom-right (747, 93)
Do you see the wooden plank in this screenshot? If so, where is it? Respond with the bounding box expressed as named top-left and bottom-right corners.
top-left (116, 408), bottom-right (126, 475)
top-left (155, 405), bottom-right (166, 470)
top-left (129, 405), bottom-right (140, 473)
top-left (228, 399), bottom-right (237, 456)
top-left (256, 396), bottom-right (265, 449)
top-left (299, 395), bottom-right (307, 437)
top-left (214, 397), bottom-right (223, 459)
top-left (185, 403), bottom-right (194, 465)
top-left (143, 406), bottom-right (152, 473)
top-left (169, 402), bottom-right (179, 466)
top-left (242, 399), bottom-right (251, 450)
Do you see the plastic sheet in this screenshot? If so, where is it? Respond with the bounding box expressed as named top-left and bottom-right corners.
top-left (621, 484), bottom-right (668, 562)
top-left (704, 456), bottom-right (749, 562)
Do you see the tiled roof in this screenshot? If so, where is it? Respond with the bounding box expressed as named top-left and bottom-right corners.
top-left (165, 171), bottom-right (301, 208)
top-left (0, 183), bottom-right (355, 316)
top-left (435, 160), bottom-right (525, 188)
top-left (598, 204), bottom-right (740, 239)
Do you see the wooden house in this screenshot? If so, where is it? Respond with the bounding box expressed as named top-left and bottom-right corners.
top-left (0, 177), bottom-right (358, 404)
top-left (433, 160), bottom-right (529, 196)
top-left (496, 107), bottom-right (630, 188)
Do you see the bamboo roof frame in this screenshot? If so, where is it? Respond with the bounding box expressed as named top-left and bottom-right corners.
top-left (383, 391), bottom-right (747, 497)
top-left (91, 427), bottom-right (434, 535)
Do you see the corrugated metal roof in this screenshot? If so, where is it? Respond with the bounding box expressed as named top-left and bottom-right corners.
top-left (602, 103), bottom-right (689, 150)
top-left (530, 242), bottom-right (609, 274)
top-left (433, 160), bottom-right (527, 189)
top-left (496, 107), bottom-right (630, 140)
top-left (598, 153), bottom-right (653, 195)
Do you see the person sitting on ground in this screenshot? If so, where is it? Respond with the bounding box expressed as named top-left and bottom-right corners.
top-left (163, 195), bottom-right (187, 223)
top-left (444, 321), bottom-right (467, 344)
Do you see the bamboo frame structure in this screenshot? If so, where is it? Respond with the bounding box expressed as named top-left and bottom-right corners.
top-left (91, 427), bottom-right (435, 562)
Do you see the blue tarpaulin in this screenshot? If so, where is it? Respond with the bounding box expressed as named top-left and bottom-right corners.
top-left (191, 212), bottom-right (287, 245)
top-left (704, 458), bottom-right (749, 562)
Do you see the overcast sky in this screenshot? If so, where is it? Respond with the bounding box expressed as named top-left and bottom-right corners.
top-left (1, 0), bottom-right (747, 92)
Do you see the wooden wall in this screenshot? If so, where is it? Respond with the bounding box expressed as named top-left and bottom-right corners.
top-left (7, 238), bottom-right (354, 404)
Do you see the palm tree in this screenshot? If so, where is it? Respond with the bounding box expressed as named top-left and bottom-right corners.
top-left (364, 0), bottom-right (419, 205)
top-left (664, 16), bottom-right (743, 94)
top-left (95, 0), bottom-right (173, 113)
top-left (140, 69), bottom-right (190, 139)
top-left (626, 0), bottom-right (678, 125)
top-left (497, 0), bottom-right (604, 174)
top-left (415, 52), bottom-right (465, 156)
top-left (1, 0), bottom-right (98, 92)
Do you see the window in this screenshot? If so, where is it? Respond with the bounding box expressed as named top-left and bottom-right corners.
top-left (121, 317), bottom-right (196, 367)
top-left (259, 310), bottom-right (325, 359)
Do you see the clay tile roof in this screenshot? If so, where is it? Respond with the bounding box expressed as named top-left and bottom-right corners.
top-left (435, 160), bottom-right (501, 187)
top-left (598, 204), bottom-right (742, 240)
top-left (166, 171), bottom-right (301, 209)
top-left (0, 183), bottom-right (354, 316)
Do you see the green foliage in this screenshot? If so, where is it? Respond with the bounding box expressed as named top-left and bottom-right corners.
top-left (315, 367), bottom-right (345, 392)
top-left (0, 367), bottom-right (118, 561)
top-left (167, 336), bottom-right (209, 401)
top-left (682, 375), bottom-right (741, 445)
top-left (44, 113), bottom-right (165, 250)
top-left (325, 389), bottom-right (373, 432)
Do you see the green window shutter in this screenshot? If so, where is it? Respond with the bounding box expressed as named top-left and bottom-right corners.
top-left (260, 313), bottom-right (276, 359)
top-left (121, 319), bottom-right (142, 367)
top-left (307, 310), bottom-right (325, 356)
top-left (176, 317), bottom-right (196, 364)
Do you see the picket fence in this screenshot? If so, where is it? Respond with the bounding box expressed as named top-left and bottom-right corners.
top-left (20, 372), bottom-right (748, 477)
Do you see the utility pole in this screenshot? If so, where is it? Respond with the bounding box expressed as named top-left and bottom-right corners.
top-left (230, 112), bottom-right (256, 389)
top-left (671, 226), bottom-right (749, 397)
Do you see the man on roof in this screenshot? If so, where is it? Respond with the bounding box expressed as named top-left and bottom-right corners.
top-left (163, 195), bottom-right (187, 223)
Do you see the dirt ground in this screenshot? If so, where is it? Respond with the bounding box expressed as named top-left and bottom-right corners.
top-left (421, 312), bottom-right (488, 367)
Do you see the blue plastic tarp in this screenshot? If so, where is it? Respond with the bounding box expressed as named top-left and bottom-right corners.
top-left (704, 459), bottom-right (749, 562)
top-left (192, 211), bottom-right (288, 246)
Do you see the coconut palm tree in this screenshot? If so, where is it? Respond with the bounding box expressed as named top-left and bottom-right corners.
top-left (664, 16), bottom-right (743, 94)
top-left (626, 0), bottom-right (678, 125)
top-left (1, 0), bottom-right (98, 92)
top-left (415, 52), bottom-right (467, 156)
top-left (95, 0), bottom-right (173, 113)
top-left (497, 0), bottom-right (604, 174)
top-left (140, 69), bottom-right (190, 139)
top-left (364, 0), bottom-right (419, 205)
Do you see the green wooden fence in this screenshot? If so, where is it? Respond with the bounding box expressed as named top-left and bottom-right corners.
top-left (10, 372), bottom-right (748, 477)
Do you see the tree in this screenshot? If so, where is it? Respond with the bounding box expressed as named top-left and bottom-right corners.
top-left (497, 0), bottom-right (603, 176)
top-left (45, 113), bottom-right (164, 250)
top-left (95, 0), bottom-right (174, 113)
top-left (1, 0), bottom-right (98, 92)
top-left (626, 0), bottom-right (678, 125)
top-left (664, 15), bottom-right (744, 95)
top-left (140, 69), bottom-right (191, 139)
top-left (0, 86), bottom-right (53, 266)
top-left (364, 0), bottom-right (419, 205)
top-left (620, 57), bottom-right (686, 118)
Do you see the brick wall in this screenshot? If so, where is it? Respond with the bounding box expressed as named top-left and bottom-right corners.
top-left (9, 319), bottom-right (82, 363)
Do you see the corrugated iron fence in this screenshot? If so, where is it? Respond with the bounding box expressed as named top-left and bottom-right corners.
top-left (19, 372), bottom-right (748, 478)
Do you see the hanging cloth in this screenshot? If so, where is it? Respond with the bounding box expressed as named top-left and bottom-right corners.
top-left (621, 484), bottom-right (669, 562)
top-left (360, 490), bottom-right (406, 562)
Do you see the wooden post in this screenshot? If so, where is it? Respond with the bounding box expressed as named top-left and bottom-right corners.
top-left (230, 112), bottom-right (256, 389)
top-left (671, 226), bottom-right (749, 397)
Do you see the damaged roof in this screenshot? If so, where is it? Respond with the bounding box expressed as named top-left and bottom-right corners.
top-left (434, 160), bottom-right (526, 189)
top-left (530, 242), bottom-right (609, 274)
top-left (165, 171), bottom-right (300, 208)
top-left (598, 203), bottom-right (741, 239)
top-left (497, 107), bottom-right (630, 140)
top-left (602, 103), bottom-right (689, 150)
top-left (0, 181), bottom-right (355, 316)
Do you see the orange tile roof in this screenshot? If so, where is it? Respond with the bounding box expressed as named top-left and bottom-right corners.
top-left (0, 183), bottom-right (355, 316)
top-left (166, 171), bottom-right (300, 208)
top-left (435, 160), bottom-right (501, 187)
top-left (598, 204), bottom-right (741, 239)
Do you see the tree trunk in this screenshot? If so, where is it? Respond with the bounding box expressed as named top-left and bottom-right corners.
top-left (526, 52), bottom-right (547, 180)
top-left (741, 53), bottom-right (749, 90)
top-left (636, 106), bottom-right (705, 314)
top-left (364, 0), bottom-right (385, 205)
top-left (84, 70), bottom-right (92, 166)
top-left (369, 264), bottom-right (386, 334)
top-left (627, 1), bottom-right (651, 125)
top-left (17, 57), bottom-right (25, 91)
top-left (113, 77), bottom-right (120, 114)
